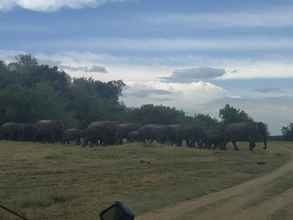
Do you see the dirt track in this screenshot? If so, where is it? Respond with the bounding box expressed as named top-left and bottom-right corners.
top-left (138, 147), bottom-right (293, 220)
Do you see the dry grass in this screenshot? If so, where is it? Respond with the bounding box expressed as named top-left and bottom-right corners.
top-left (0, 141), bottom-right (288, 220)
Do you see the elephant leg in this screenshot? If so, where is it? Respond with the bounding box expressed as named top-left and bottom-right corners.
top-left (89, 138), bottom-right (96, 147)
top-left (206, 143), bottom-right (211, 150)
top-left (198, 141), bottom-right (205, 149)
top-left (189, 140), bottom-right (194, 148)
top-left (82, 137), bottom-right (89, 147)
top-left (205, 144), bottom-right (210, 149)
top-left (249, 142), bottom-right (256, 151)
top-left (212, 142), bottom-right (218, 150)
top-left (221, 144), bottom-right (227, 150)
top-left (263, 139), bottom-right (268, 150)
top-left (221, 140), bottom-right (228, 150)
top-left (232, 141), bottom-right (239, 151)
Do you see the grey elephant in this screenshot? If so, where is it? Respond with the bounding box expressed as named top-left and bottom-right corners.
top-left (115, 123), bottom-right (140, 144)
top-left (205, 126), bottom-right (225, 150)
top-left (136, 124), bottom-right (169, 144)
top-left (62, 128), bottom-right (83, 145)
top-left (0, 122), bottom-right (24, 141)
top-left (224, 121), bottom-right (268, 151)
top-left (34, 120), bottom-right (64, 143)
top-left (127, 130), bottom-right (140, 143)
top-left (83, 121), bottom-right (119, 146)
top-left (174, 125), bottom-right (206, 148)
top-left (162, 124), bottom-right (180, 146)
top-left (21, 123), bottom-right (36, 141)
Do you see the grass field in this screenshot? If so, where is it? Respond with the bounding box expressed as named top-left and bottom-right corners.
top-left (0, 141), bottom-right (289, 220)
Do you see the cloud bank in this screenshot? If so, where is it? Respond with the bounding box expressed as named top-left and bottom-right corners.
top-left (0, 0), bottom-right (128, 12)
top-left (161, 67), bottom-right (226, 83)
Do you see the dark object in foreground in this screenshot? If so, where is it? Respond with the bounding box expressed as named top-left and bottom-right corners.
top-left (100, 201), bottom-right (135, 220)
top-left (0, 203), bottom-right (29, 220)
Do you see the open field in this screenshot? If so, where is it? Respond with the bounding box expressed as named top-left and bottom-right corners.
top-left (0, 141), bottom-right (290, 220)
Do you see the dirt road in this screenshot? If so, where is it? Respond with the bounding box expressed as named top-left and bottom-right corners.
top-left (138, 147), bottom-right (293, 220)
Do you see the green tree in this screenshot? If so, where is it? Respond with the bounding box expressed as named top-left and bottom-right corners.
top-left (282, 123), bottom-right (293, 140)
top-left (219, 104), bottom-right (252, 124)
top-left (128, 104), bottom-right (186, 124)
top-left (193, 113), bottom-right (219, 129)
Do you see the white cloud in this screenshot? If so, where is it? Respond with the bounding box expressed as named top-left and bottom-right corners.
top-left (220, 61), bottom-right (293, 79)
top-left (145, 7), bottom-right (293, 28)
top-left (122, 81), bottom-right (226, 111)
top-left (59, 64), bottom-right (108, 73)
top-left (0, 0), bottom-right (129, 12)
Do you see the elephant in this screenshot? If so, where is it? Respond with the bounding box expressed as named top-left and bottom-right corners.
top-left (0, 122), bottom-right (36, 141)
top-left (133, 124), bottom-right (206, 147)
top-left (174, 125), bottom-right (206, 148)
top-left (223, 121), bottom-right (268, 151)
top-left (22, 123), bottom-right (36, 141)
top-left (136, 124), bottom-right (169, 144)
top-left (127, 130), bottom-right (140, 143)
top-left (34, 120), bottom-right (64, 143)
top-left (62, 128), bottom-right (83, 145)
top-left (115, 123), bottom-right (140, 144)
top-left (0, 122), bottom-right (24, 141)
top-left (204, 127), bottom-right (225, 150)
top-left (125, 124), bottom-right (179, 145)
top-left (83, 121), bottom-right (119, 146)
top-left (189, 126), bottom-right (207, 148)
top-left (165, 124), bottom-right (182, 146)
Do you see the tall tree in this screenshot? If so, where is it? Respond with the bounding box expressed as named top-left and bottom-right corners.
top-left (219, 104), bottom-right (252, 124)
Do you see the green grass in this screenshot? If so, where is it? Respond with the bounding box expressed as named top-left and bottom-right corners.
top-left (267, 172), bottom-right (293, 196)
top-left (271, 202), bottom-right (293, 220)
top-left (0, 141), bottom-right (289, 220)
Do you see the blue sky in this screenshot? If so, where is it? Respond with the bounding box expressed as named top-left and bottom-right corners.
top-left (0, 0), bottom-right (293, 134)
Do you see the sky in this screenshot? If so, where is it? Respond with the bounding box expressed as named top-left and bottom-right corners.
top-left (0, 0), bottom-right (293, 134)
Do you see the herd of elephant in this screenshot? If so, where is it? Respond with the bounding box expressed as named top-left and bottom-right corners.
top-left (0, 120), bottom-right (268, 151)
